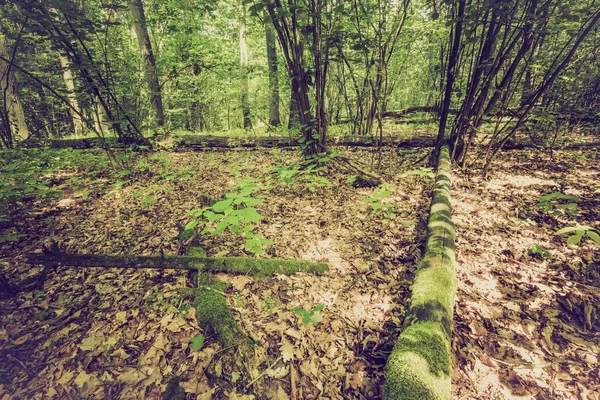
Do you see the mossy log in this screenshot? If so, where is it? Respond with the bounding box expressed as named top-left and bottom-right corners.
top-left (26, 252), bottom-right (328, 278)
top-left (39, 134), bottom-right (438, 150)
top-left (384, 144), bottom-right (457, 400)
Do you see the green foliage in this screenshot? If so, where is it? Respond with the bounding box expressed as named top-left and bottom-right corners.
top-left (555, 225), bottom-right (600, 246)
top-left (185, 179), bottom-right (272, 255)
top-left (292, 304), bottom-right (324, 327)
top-left (529, 245), bottom-right (552, 259)
top-left (23, 291), bottom-right (45, 301)
top-left (0, 231), bottom-right (26, 244)
top-left (273, 159), bottom-right (333, 193)
top-left (261, 295), bottom-right (277, 311)
top-left (536, 192), bottom-right (579, 217)
top-left (362, 184), bottom-right (396, 219)
top-left (189, 334), bottom-right (205, 351)
top-left (400, 167), bottom-right (435, 179)
top-left (0, 149), bottom-right (109, 215)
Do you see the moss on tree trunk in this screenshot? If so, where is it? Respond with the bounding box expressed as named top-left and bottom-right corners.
top-left (26, 252), bottom-right (328, 277)
top-left (384, 144), bottom-right (457, 400)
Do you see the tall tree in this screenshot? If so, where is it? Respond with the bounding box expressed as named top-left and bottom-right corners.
top-left (0, 32), bottom-right (29, 147)
top-left (128, 0), bottom-right (164, 128)
top-left (256, 0), bottom-right (338, 156)
top-left (239, 1), bottom-right (252, 129)
top-left (58, 52), bottom-right (84, 136)
top-left (265, 23), bottom-right (280, 127)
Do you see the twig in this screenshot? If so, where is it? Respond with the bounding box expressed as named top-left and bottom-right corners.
top-left (290, 362), bottom-right (298, 400)
top-left (244, 355), bottom-right (283, 390)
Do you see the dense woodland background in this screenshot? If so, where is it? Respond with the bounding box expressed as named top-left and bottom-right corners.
top-left (0, 0), bottom-right (598, 163)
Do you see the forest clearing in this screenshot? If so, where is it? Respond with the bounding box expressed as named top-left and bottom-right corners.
top-left (1, 0), bottom-right (600, 399)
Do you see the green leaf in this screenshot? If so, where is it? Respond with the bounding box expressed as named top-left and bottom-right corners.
top-left (226, 215), bottom-right (239, 226)
top-left (184, 220), bottom-right (199, 231)
top-left (190, 334), bottom-right (204, 351)
top-left (237, 208), bottom-right (263, 223)
top-left (566, 234), bottom-right (583, 245)
top-left (212, 221), bottom-right (229, 235)
top-left (140, 196), bottom-right (154, 207)
top-left (586, 230), bottom-right (600, 245)
top-left (204, 211), bottom-right (221, 221)
top-left (212, 199), bottom-right (233, 213)
top-left (555, 226), bottom-right (580, 235)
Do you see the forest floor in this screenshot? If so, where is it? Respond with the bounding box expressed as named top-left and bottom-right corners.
top-left (451, 146), bottom-right (600, 399)
top-left (0, 136), bottom-right (599, 399)
top-left (0, 146), bottom-right (429, 399)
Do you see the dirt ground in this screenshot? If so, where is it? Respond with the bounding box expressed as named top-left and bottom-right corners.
top-left (1, 142), bottom-right (599, 399)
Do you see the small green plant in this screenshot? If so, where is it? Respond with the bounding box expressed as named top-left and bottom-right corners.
top-left (536, 192), bottom-right (579, 218)
top-left (362, 184), bottom-right (396, 219)
top-left (400, 167), bottom-right (434, 179)
top-left (23, 291), bottom-right (45, 301)
top-left (261, 296), bottom-right (277, 311)
top-left (0, 231), bottom-right (26, 244)
top-left (185, 179), bottom-right (272, 255)
top-left (190, 334), bottom-right (205, 351)
top-left (132, 184), bottom-right (170, 208)
top-left (528, 245), bottom-right (552, 259)
top-left (292, 304), bottom-right (324, 327)
top-left (555, 225), bottom-right (600, 246)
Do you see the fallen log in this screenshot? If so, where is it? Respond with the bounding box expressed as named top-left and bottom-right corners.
top-left (27, 133), bottom-right (599, 153)
top-left (26, 252), bottom-right (328, 278)
top-left (384, 144), bottom-right (457, 400)
top-left (36, 134), bottom-right (436, 150)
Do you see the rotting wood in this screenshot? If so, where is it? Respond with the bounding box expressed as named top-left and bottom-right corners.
top-left (384, 144), bottom-right (457, 400)
top-left (26, 251), bottom-right (328, 278)
top-left (26, 134), bottom-right (599, 153)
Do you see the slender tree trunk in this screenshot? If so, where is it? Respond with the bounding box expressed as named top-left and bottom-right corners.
top-left (0, 33), bottom-right (29, 145)
top-left (288, 84), bottom-right (300, 129)
top-left (431, 0), bottom-right (465, 165)
top-left (266, 24), bottom-right (281, 127)
top-left (58, 53), bottom-right (84, 136)
top-left (239, 2), bottom-right (252, 129)
top-left (128, 0), bottom-right (164, 127)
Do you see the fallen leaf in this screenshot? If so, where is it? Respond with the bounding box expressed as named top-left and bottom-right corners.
top-left (276, 385), bottom-right (289, 400)
top-left (13, 334), bottom-right (30, 345)
top-left (280, 341), bottom-right (294, 362)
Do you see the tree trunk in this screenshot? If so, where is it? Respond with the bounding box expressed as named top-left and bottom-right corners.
top-left (26, 252), bottom-right (328, 278)
top-left (0, 33), bottom-right (29, 146)
top-left (128, 0), bottom-right (164, 127)
top-left (239, 2), bottom-right (252, 129)
top-left (288, 87), bottom-right (300, 129)
top-left (58, 52), bottom-right (85, 136)
top-left (266, 24), bottom-right (281, 127)
top-left (431, 0), bottom-right (465, 165)
top-left (384, 145), bottom-right (456, 400)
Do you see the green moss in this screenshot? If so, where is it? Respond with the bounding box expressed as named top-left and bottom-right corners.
top-left (193, 273), bottom-right (239, 346)
top-left (384, 322), bottom-right (451, 400)
top-left (202, 257), bottom-right (328, 277)
top-left (384, 144), bottom-right (455, 400)
top-left (186, 245), bottom-right (207, 258)
top-left (162, 376), bottom-right (185, 400)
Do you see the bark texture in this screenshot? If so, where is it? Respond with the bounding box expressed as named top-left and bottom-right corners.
top-left (384, 145), bottom-right (457, 400)
top-left (266, 24), bottom-right (280, 127)
top-left (58, 53), bottom-right (84, 135)
top-left (0, 33), bottom-right (29, 145)
top-left (239, 2), bottom-right (252, 129)
top-left (128, 0), bottom-right (164, 127)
